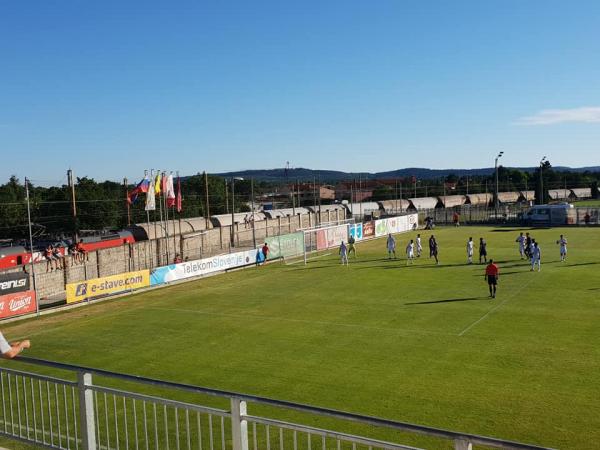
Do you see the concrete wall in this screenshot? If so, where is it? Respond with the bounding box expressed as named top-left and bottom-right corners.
top-left (5, 211), bottom-right (343, 304)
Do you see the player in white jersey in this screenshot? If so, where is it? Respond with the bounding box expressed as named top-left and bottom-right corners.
top-left (556, 235), bottom-right (568, 262)
top-left (387, 234), bottom-right (396, 259)
top-left (406, 240), bottom-right (415, 265)
top-left (515, 232), bottom-right (526, 259)
top-left (466, 237), bottom-right (474, 264)
top-left (415, 234), bottom-right (422, 257)
top-left (339, 241), bottom-right (349, 266)
top-left (530, 241), bottom-right (541, 272)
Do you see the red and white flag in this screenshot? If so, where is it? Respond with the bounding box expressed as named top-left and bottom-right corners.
top-left (166, 173), bottom-right (176, 207)
top-left (176, 175), bottom-right (182, 213)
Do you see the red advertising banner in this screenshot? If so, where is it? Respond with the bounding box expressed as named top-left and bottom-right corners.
top-left (363, 221), bottom-right (375, 237)
top-left (0, 290), bottom-right (37, 320)
top-left (316, 229), bottom-right (327, 250)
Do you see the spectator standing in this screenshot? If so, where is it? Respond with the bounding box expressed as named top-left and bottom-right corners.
top-left (0, 331), bottom-right (30, 359)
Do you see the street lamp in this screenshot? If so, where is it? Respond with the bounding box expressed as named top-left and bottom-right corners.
top-left (230, 177), bottom-right (244, 248)
top-left (494, 151), bottom-right (504, 218)
top-left (539, 156), bottom-right (547, 204)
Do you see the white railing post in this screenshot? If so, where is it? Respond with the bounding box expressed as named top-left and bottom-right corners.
top-left (454, 438), bottom-right (473, 450)
top-left (78, 371), bottom-right (97, 450)
top-left (230, 398), bottom-right (249, 450)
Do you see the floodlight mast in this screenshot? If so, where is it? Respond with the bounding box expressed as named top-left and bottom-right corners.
top-left (539, 156), bottom-right (547, 204)
top-left (494, 151), bottom-right (504, 218)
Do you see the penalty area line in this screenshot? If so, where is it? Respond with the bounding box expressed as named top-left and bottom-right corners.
top-left (458, 275), bottom-right (537, 337)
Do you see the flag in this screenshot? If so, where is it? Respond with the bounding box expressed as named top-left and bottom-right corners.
top-left (154, 172), bottom-right (162, 195)
top-left (128, 175), bottom-right (150, 204)
top-left (176, 175), bottom-right (182, 213)
top-left (161, 172), bottom-right (168, 194)
top-left (166, 173), bottom-right (176, 207)
top-left (145, 179), bottom-right (156, 211)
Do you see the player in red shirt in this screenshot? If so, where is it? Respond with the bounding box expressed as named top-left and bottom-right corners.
top-left (261, 243), bottom-right (269, 265)
top-left (484, 259), bottom-right (499, 298)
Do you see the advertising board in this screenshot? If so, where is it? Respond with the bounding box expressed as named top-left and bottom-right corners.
top-left (0, 272), bottom-right (30, 296)
top-left (349, 224), bottom-right (363, 241)
top-left (0, 290), bottom-right (37, 319)
top-left (362, 221), bottom-right (375, 238)
top-left (326, 225), bottom-right (348, 248)
top-left (265, 232), bottom-right (304, 260)
top-left (150, 249), bottom-right (256, 286)
top-left (66, 270), bottom-right (150, 304)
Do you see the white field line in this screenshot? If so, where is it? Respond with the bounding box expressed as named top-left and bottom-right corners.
top-left (147, 306), bottom-right (454, 337)
top-left (458, 276), bottom-right (538, 337)
top-left (285, 253), bottom-right (332, 265)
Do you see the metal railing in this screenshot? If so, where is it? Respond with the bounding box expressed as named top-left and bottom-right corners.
top-left (0, 357), bottom-right (554, 450)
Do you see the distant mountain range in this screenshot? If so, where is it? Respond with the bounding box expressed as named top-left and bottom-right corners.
top-left (214, 166), bottom-right (600, 183)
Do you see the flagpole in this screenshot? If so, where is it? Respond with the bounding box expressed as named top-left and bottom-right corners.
top-left (146, 170), bottom-right (153, 269)
top-left (157, 169), bottom-right (166, 265)
top-left (170, 171), bottom-right (177, 258)
top-left (152, 170), bottom-right (158, 266)
top-left (163, 171), bottom-right (171, 263)
top-left (177, 171), bottom-right (183, 258)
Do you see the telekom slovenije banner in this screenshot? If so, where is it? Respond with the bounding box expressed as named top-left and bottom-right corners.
top-left (0, 290), bottom-right (37, 319)
top-left (150, 249), bottom-right (257, 286)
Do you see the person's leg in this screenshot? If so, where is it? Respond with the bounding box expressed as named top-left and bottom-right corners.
top-left (488, 282), bottom-right (493, 297)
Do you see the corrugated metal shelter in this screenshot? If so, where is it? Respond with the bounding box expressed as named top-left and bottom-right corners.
top-left (346, 202), bottom-right (381, 216)
top-left (377, 199), bottom-right (411, 214)
top-left (407, 197), bottom-right (440, 210)
top-left (438, 195), bottom-right (467, 208)
top-left (264, 208), bottom-right (310, 218)
top-left (570, 188), bottom-right (592, 199)
top-left (131, 217), bottom-right (210, 240)
top-left (520, 191), bottom-right (536, 202)
top-left (496, 192), bottom-right (520, 203)
top-left (210, 212), bottom-right (267, 227)
top-left (466, 193), bottom-right (492, 206)
top-left (548, 189), bottom-right (570, 200)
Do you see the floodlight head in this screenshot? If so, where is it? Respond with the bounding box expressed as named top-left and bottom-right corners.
top-left (233, 177), bottom-right (244, 181)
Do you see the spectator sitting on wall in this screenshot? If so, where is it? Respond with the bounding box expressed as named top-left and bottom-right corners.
top-left (52, 245), bottom-right (64, 270)
top-left (0, 331), bottom-right (30, 359)
top-left (68, 242), bottom-right (79, 266)
top-left (76, 240), bottom-right (88, 263)
top-left (174, 254), bottom-right (183, 264)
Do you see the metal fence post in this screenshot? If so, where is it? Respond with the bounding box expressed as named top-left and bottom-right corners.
top-left (454, 438), bottom-right (472, 450)
top-left (230, 398), bottom-right (249, 450)
top-left (78, 371), bottom-right (97, 450)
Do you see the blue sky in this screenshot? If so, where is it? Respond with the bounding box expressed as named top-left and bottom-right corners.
top-left (1, 1), bottom-right (599, 185)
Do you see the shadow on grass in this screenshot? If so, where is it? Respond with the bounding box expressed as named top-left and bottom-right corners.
top-left (405, 297), bottom-right (486, 305)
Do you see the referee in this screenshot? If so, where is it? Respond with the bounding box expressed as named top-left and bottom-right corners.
top-left (484, 259), bottom-right (499, 299)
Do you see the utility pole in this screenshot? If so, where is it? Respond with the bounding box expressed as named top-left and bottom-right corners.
top-left (204, 171), bottom-right (210, 229)
top-left (230, 178), bottom-right (235, 248)
top-left (124, 177), bottom-right (131, 226)
top-left (224, 179), bottom-right (229, 214)
top-left (25, 177), bottom-right (39, 316)
top-left (67, 169), bottom-right (78, 241)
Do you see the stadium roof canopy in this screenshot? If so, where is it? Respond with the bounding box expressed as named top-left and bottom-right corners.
top-left (210, 212), bottom-right (266, 227)
top-left (437, 195), bottom-right (467, 208)
top-left (346, 202), bottom-right (381, 215)
top-left (520, 190), bottom-right (536, 201)
top-left (496, 192), bottom-right (520, 203)
top-left (377, 199), bottom-right (411, 213)
top-left (264, 208), bottom-right (310, 218)
top-left (407, 197), bottom-right (440, 210)
top-left (548, 189), bottom-right (570, 200)
top-left (133, 217), bottom-right (209, 240)
top-left (466, 193), bottom-right (492, 205)
top-left (569, 188), bottom-right (592, 199)
top-left (306, 204), bottom-right (346, 213)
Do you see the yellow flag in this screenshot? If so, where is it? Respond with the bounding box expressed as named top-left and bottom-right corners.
top-left (154, 173), bottom-right (161, 194)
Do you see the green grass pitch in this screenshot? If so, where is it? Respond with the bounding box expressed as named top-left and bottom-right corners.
top-left (2, 226), bottom-right (599, 449)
